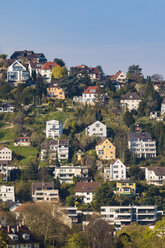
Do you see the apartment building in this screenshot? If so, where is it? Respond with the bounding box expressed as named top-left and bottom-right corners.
top-left (145, 167), bottom-right (165, 186)
top-left (54, 165), bottom-right (89, 183)
top-left (0, 185), bottom-right (15, 202)
top-left (46, 119), bottom-right (63, 139)
top-left (41, 139), bottom-right (69, 162)
top-left (101, 205), bottom-right (157, 227)
top-left (32, 182), bottom-right (59, 201)
top-left (121, 92), bottom-right (141, 111)
top-left (85, 121), bottom-right (107, 137)
top-left (7, 60), bottom-right (30, 83)
top-left (128, 132), bottom-right (156, 158)
top-left (75, 181), bottom-right (100, 204)
top-left (115, 180), bottom-right (136, 195)
top-left (104, 159), bottom-right (127, 181)
top-left (0, 146), bottom-right (12, 161)
top-left (96, 138), bottom-right (116, 160)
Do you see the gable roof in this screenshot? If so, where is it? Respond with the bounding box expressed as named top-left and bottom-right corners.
top-left (121, 92), bottom-right (141, 101)
top-left (110, 71), bottom-right (124, 80)
top-left (97, 138), bottom-right (113, 146)
top-left (41, 62), bottom-right (58, 70)
top-left (88, 120), bottom-right (106, 128)
top-left (147, 167), bottom-right (165, 176)
top-left (75, 181), bottom-right (100, 193)
top-left (83, 86), bottom-right (99, 94)
top-left (128, 132), bottom-right (152, 141)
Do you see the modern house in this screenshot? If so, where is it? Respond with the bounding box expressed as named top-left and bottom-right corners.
top-left (161, 96), bottom-right (165, 116)
top-left (145, 167), bottom-right (165, 186)
top-left (41, 139), bottom-right (69, 162)
top-left (121, 92), bottom-right (141, 111)
top-left (14, 137), bottom-right (31, 146)
top-left (101, 205), bottom-right (158, 227)
top-left (40, 62), bottom-right (59, 83)
top-left (96, 138), bottom-right (116, 160)
top-left (104, 159), bottom-right (127, 181)
top-left (32, 182), bottom-right (59, 201)
top-left (75, 181), bottom-right (100, 204)
top-left (0, 102), bottom-right (15, 113)
top-left (85, 121), bottom-right (107, 137)
top-left (115, 180), bottom-right (136, 195)
top-left (110, 71), bottom-right (126, 83)
top-left (47, 83), bottom-right (65, 99)
top-left (46, 119), bottom-right (63, 139)
top-left (7, 60), bottom-right (30, 84)
top-left (0, 146), bottom-right (12, 161)
top-left (54, 165), bottom-right (89, 183)
top-left (0, 185), bottom-right (15, 202)
top-left (128, 132), bottom-right (156, 158)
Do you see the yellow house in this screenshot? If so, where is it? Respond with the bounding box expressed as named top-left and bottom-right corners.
top-left (47, 85), bottom-right (65, 99)
top-left (96, 138), bottom-right (116, 160)
top-left (116, 180), bottom-right (136, 195)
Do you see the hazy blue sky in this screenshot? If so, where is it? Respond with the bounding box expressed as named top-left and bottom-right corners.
top-left (0, 0), bottom-right (165, 76)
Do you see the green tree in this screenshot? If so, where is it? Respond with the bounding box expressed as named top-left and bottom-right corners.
top-left (54, 58), bottom-right (65, 67)
top-left (127, 65), bottom-right (143, 83)
top-left (123, 111), bottom-right (135, 127)
top-left (0, 230), bottom-right (8, 248)
top-left (52, 65), bottom-right (67, 79)
top-left (65, 233), bottom-right (88, 248)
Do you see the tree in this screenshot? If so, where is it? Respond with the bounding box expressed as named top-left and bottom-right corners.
top-left (151, 74), bottom-right (164, 82)
top-left (0, 230), bottom-right (8, 248)
top-left (93, 88), bottom-right (105, 109)
top-left (123, 111), bottom-right (135, 127)
top-left (54, 58), bottom-right (65, 67)
top-left (52, 65), bottom-right (67, 79)
top-left (65, 233), bottom-right (88, 248)
top-left (127, 65), bottom-right (143, 83)
top-left (35, 75), bottom-right (47, 99)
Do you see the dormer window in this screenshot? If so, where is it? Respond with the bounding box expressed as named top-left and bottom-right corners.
top-left (22, 233), bottom-right (30, 240)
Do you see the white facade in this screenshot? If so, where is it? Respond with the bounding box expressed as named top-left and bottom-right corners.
top-left (110, 71), bottom-right (126, 83)
top-left (76, 191), bottom-right (93, 204)
top-left (0, 147), bottom-right (12, 161)
top-left (101, 205), bottom-right (157, 227)
top-left (120, 92), bottom-right (141, 111)
top-left (85, 121), bottom-right (107, 137)
top-left (161, 97), bottom-right (165, 115)
top-left (54, 165), bottom-right (89, 183)
top-left (40, 68), bottom-right (52, 83)
top-left (7, 60), bottom-right (30, 83)
top-left (0, 104), bottom-right (15, 113)
top-left (145, 167), bottom-right (165, 186)
top-left (104, 159), bottom-right (127, 181)
top-left (32, 183), bottom-right (59, 201)
top-left (46, 120), bottom-right (63, 139)
top-left (75, 182), bottom-right (100, 204)
top-left (0, 185), bottom-right (15, 202)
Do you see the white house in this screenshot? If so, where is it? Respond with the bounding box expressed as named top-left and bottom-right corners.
top-left (7, 60), bottom-right (30, 83)
top-left (46, 120), bottom-right (63, 139)
top-left (104, 159), bottom-right (127, 181)
top-left (0, 146), bottom-right (12, 161)
top-left (145, 167), bottom-right (165, 186)
top-left (121, 92), bottom-right (141, 111)
top-left (28, 62), bottom-right (45, 77)
top-left (75, 182), bottom-right (100, 204)
top-left (40, 62), bottom-right (58, 83)
top-left (32, 182), bottom-right (59, 201)
top-left (161, 96), bottom-right (165, 116)
top-left (54, 165), bottom-right (89, 184)
top-left (14, 137), bottom-right (31, 146)
top-left (85, 121), bottom-right (107, 137)
top-left (0, 103), bottom-right (15, 113)
top-left (128, 132), bottom-right (156, 158)
top-left (0, 161), bottom-right (18, 181)
top-left (110, 71), bottom-right (126, 83)
top-left (0, 185), bottom-right (15, 202)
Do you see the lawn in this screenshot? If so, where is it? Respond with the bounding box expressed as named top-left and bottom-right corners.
top-left (0, 128), bottom-right (15, 144)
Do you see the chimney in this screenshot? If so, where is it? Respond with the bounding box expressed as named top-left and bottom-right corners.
top-left (16, 225), bottom-right (19, 232)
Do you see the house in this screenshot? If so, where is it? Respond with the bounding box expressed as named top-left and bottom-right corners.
top-left (46, 119), bottom-right (63, 139)
top-left (70, 65), bottom-right (101, 81)
top-left (0, 185), bottom-right (15, 202)
top-left (0, 146), bottom-right (12, 161)
top-left (10, 50), bottom-right (47, 63)
top-left (145, 167), bottom-right (165, 186)
top-left (54, 165), bottom-right (89, 183)
top-left (32, 182), bottom-right (59, 201)
top-left (0, 102), bottom-right (15, 113)
top-left (41, 139), bottom-right (69, 162)
top-left (85, 121), bottom-right (107, 137)
top-left (120, 92), bottom-right (141, 111)
top-left (110, 71), bottom-right (126, 83)
top-left (14, 137), bottom-right (31, 146)
top-left (101, 205), bottom-right (157, 227)
top-left (115, 180), bottom-right (136, 195)
top-left (40, 62), bottom-right (59, 83)
top-left (96, 138), bottom-right (116, 160)
top-left (0, 161), bottom-right (18, 181)
top-left (128, 132), bottom-right (156, 158)
top-left (0, 224), bottom-right (39, 248)
top-left (161, 96), bottom-right (165, 116)
top-left (28, 61), bottom-right (45, 76)
top-left (104, 159), bottom-right (127, 181)
top-left (7, 60), bottom-right (30, 84)
top-left (47, 83), bottom-right (65, 99)
top-left (10, 50), bottom-right (34, 59)
top-left (75, 181), bottom-right (100, 204)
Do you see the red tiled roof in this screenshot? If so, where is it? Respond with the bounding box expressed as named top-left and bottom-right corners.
top-left (14, 203), bottom-right (28, 212)
top-left (76, 65), bottom-right (87, 69)
top-left (83, 86), bottom-right (99, 94)
top-left (110, 71), bottom-right (122, 80)
top-left (41, 62), bottom-right (59, 70)
top-left (75, 182), bottom-right (100, 193)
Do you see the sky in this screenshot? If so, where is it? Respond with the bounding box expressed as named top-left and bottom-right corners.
top-left (0, 0), bottom-right (165, 77)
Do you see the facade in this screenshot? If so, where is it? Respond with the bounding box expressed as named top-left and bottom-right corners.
top-left (54, 165), bottom-right (89, 183)
top-left (104, 159), bottom-right (127, 181)
top-left (46, 119), bottom-right (63, 139)
top-left (0, 161), bottom-right (18, 181)
top-left (145, 167), bottom-right (165, 186)
top-left (47, 84), bottom-right (65, 99)
top-left (40, 62), bottom-right (58, 83)
top-left (32, 182), bottom-right (59, 201)
top-left (96, 138), bottom-right (116, 160)
top-left (121, 92), bottom-right (141, 111)
top-left (0, 225), bottom-right (39, 248)
top-left (14, 137), bottom-right (31, 146)
top-left (0, 185), bottom-right (15, 202)
top-left (85, 121), bottom-right (107, 137)
top-left (110, 71), bottom-right (126, 83)
top-left (75, 181), bottom-right (100, 204)
top-left (0, 146), bottom-right (12, 161)
top-left (41, 139), bottom-right (69, 162)
top-left (7, 60), bottom-right (30, 83)
top-left (28, 61), bottom-right (45, 76)
top-left (128, 132), bottom-right (156, 158)
top-left (115, 180), bottom-right (136, 195)
top-left (0, 103), bottom-right (15, 113)
top-left (101, 205), bottom-right (157, 227)
top-left (161, 96), bottom-right (165, 115)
